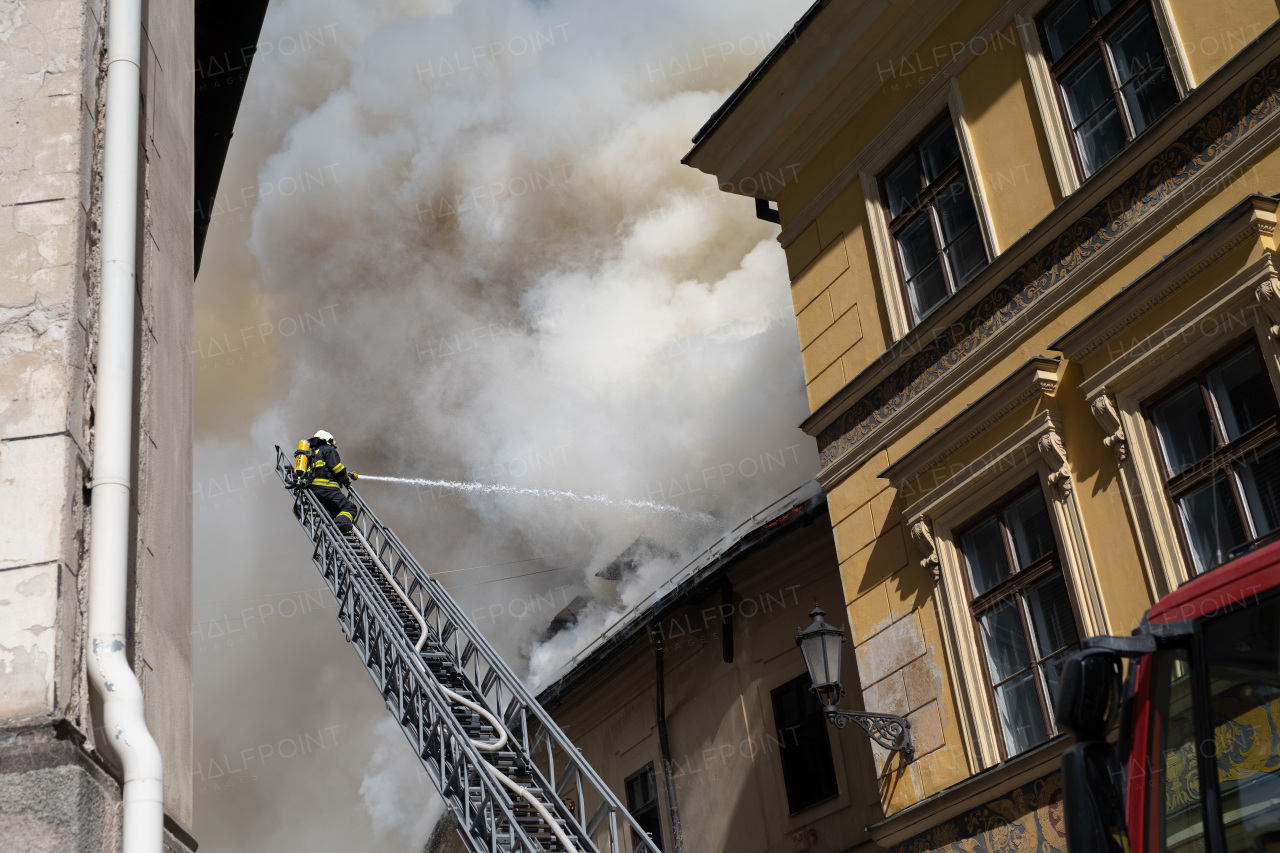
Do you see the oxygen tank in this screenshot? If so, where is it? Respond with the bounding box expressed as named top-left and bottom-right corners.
top-left (293, 439), bottom-right (312, 486)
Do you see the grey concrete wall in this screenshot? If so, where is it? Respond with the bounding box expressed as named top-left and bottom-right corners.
top-left (1, 0), bottom-right (197, 841)
top-left (135, 0), bottom-right (196, 828)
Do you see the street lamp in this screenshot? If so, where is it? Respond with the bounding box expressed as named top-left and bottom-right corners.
top-left (796, 606), bottom-right (915, 762)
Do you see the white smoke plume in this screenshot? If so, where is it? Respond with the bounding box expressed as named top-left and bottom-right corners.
top-left (193, 0), bottom-right (814, 849)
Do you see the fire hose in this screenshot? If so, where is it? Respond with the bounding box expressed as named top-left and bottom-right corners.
top-left (349, 527), bottom-right (579, 853)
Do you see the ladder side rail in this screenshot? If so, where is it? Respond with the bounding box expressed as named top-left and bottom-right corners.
top-left (274, 454), bottom-right (550, 853)
top-left (354, 500), bottom-right (662, 853)
top-left (348, 535), bottom-right (591, 850)
top-left (314, 540), bottom-right (551, 853)
top-left (337, 555), bottom-right (545, 848)
top-left (278, 452), bottom-right (658, 853)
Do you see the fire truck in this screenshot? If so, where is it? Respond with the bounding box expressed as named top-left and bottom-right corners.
top-left (1057, 537), bottom-right (1280, 852)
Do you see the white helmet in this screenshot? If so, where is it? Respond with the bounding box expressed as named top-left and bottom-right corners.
top-left (313, 429), bottom-right (335, 446)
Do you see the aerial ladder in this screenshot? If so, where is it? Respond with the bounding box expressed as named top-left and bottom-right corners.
top-left (273, 447), bottom-right (663, 853)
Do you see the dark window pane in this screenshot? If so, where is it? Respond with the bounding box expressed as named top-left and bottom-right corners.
top-left (1074, 98), bottom-right (1127, 175)
top-left (962, 516), bottom-right (1011, 594)
top-left (1060, 50), bottom-right (1128, 174)
top-left (919, 122), bottom-right (961, 183)
top-left (936, 177), bottom-right (988, 286)
top-left (945, 227), bottom-right (988, 287)
top-left (1025, 574), bottom-right (1079, 658)
top-left (772, 675), bottom-right (839, 814)
top-left (981, 602), bottom-right (1032, 681)
top-left (995, 671), bottom-right (1048, 754)
top-left (935, 178), bottom-right (978, 243)
top-left (1107, 9), bottom-right (1166, 84)
top-left (1108, 11), bottom-right (1179, 133)
top-left (1179, 477), bottom-right (1249, 573)
top-left (896, 214), bottom-right (938, 280)
top-left (1239, 442), bottom-right (1280, 536)
top-left (907, 260), bottom-right (949, 320)
top-left (1120, 61), bottom-right (1178, 135)
top-left (1207, 348), bottom-right (1279, 441)
top-left (942, 225), bottom-right (988, 289)
top-left (626, 764), bottom-right (662, 852)
top-left (884, 156), bottom-right (921, 219)
top-left (1061, 50), bottom-right (1114, 125)
top-left (1152, 384), bottom-right (1215, 475)
top-left (1040, 648), bottom-right (1074, 726)
top-left (1042, 0), bottom-right (1094, 61)
top-left (1004, 488), bottom-right (1056, 569)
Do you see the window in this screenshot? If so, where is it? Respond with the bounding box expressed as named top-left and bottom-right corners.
top-left (624, 764), bottom-right (662, 852)
top-left (880, 116), bottom-right (989, 324)
top-left (1038, 0), bottom-right (1180, 178)
top-left (1147, 343), bottom-right (1280, 574)
top-left (958, 483), bottom-right (1081, 757)
top-left (771, 674), bottom-right (839, 814)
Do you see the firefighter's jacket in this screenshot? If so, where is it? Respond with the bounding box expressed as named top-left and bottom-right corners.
top-left (311, 444), bottom-right (351, 489)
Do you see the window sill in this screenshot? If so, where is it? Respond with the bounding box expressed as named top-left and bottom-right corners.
top-left (866, 735), bottom-right (1069, 848)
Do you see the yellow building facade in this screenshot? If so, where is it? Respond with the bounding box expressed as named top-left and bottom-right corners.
top-left (687, 0), bottom-right (1280, 849)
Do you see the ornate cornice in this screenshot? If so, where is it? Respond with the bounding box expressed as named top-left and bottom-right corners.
top-left (815, 49), bottom-right (1280, 474)
top-left (1057, 207), bottom-right (1276, 362)
top-left (877, 357), bottom-right (1060, 490)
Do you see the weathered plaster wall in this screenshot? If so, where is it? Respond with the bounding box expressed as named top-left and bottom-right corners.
top-left (0, 0), bottom-right (102, 725)
top-left (1, 0), bottom-right (197, 840)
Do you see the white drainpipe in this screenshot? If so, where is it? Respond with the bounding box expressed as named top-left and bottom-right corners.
top-left (87, 0), bottom-right (165, 851)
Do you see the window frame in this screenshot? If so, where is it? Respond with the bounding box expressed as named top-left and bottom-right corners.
top-left (860, 83), bottom-right (998, 341)
top-left (1039, 0), bottom-right (1181, 179)
top-left (1142, 339), bottom-right (1280, 575)
top-left (770, 672), bottom-right (841, 815)
top-left (624, 762), bottom-right (663, 853)
top-left (886, 391), bottom-right (1109, 772)
top-left (955, 480), bottom-right (1085, 760)
top-left (1024, 0), bottom-right (1188, 189)
top-left (879, 114), bottom-right (991, 326)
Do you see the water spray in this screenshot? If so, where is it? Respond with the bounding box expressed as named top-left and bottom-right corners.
top-left (358, 474), bottom-right (715, 523)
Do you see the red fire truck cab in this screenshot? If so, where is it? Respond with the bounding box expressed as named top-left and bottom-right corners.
top-left (1057, 538), bottom-right (1280, 852)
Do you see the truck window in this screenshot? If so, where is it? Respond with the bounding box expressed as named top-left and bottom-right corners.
top-left (1203, 594), bottom-right (1280, 852)
top-left (1151, 648), bottom-right (1205, 853)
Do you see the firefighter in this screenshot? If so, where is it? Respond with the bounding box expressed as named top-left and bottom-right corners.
top-left (309, 429), bottom-right (359, 532)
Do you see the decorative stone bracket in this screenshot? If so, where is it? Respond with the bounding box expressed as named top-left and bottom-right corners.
top-left (1256, 255), bottom-right (1280, 340)
top-left (1090, 393), bottom-right (1127, 464)
top-left (909, 516), bottom-right (940, 583)
top-left (1037, 429), bottom-right (1072, 497)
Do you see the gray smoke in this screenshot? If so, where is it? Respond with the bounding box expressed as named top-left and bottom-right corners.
top-left (192, 0), bottom-right (813, 849)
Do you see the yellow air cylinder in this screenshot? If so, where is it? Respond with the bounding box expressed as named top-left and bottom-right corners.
top-left (294, 439), bottom-right (312, 482)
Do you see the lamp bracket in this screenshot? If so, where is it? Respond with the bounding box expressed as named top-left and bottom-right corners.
top-left (827, 709), bottom-right (915, 761)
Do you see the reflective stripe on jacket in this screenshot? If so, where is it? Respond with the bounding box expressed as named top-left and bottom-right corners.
top-left (311, 444), bottom-right (349, 489)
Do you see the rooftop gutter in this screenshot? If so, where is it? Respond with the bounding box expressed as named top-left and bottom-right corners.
top-left (680, 0), bottom-right (827, 162)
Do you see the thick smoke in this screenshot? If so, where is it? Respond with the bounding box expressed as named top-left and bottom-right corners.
top-left (193, 0), bottom-right (813, 849)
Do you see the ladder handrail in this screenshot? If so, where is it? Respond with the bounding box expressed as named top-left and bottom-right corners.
top-left (287, 478), bottom-right (545, 846)
top-left (352, 498), bottom-right (662, 853)
top-left (275, 448), bottom-right (662, 853)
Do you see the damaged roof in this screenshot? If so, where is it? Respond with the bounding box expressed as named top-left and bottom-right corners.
top-left (535, 480), bottom-right (826, 709)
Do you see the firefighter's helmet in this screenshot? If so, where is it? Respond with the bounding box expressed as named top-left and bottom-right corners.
top-left (313, 429), bottom-right (336, 446)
